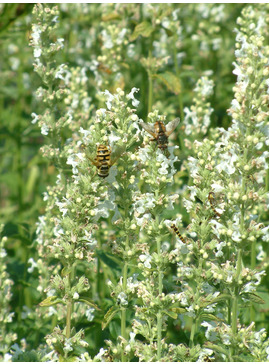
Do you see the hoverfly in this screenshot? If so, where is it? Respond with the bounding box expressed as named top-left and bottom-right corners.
top-left (208, 192), bottom-right (221, 218)
top-left (171, 223), bottom-right (187, 244)
top-left (140, 118), bottom-right (180, 152)
top-left (83, 144), bottom-right (124, 178)
top-left (97, 63), bottom-right (112, 75)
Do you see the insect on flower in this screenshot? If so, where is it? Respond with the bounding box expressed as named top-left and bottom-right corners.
top-left (208, 192), bottom-right (221, 218)
top-left (83, 144), bottom-right (125, 178)
top-left (171, 223), bottom-right (187, 244)
top-left (140, 118), bottom-right (180, 152)
top-left (97, 63), bottom-right (112, 75)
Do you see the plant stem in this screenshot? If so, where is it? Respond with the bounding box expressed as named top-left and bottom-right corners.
top-left (66, 300), bottom-right (72, 339)
top-left (173, 38), bottom-right (184, 123)
top-left (173, 36), bottom-right (185, 154)
top-left (156, 235), bottom-right (163, 361)
top-left (250, 240), bottom-right (256, 323)
top-left (231, 248), bottom-right (242, 357)
top-left (147, 72), bottom-right (153, 118)
top-left (66, 271), bottom-right (73, 340)
top-left (227, 298), bottom-right (232, 326)
top-left (157, 311), bottom-right (162, 360)
top-left (121, 230), bottom-right (129, 361)
top-left (189, 318), bottom-right (196, 348)
top-left (147, 41), bottom-right (153, 119)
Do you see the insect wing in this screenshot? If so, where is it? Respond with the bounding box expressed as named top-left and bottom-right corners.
top-left (165, 117), bottom-right (180, 136)
top-left (140, 121), bottom-right (157, 138)
top-left (110, 144), bottom-right (126, 165)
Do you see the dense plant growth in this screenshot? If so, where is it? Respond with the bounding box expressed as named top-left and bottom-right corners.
top-left (0, 3), bottom-right (268, 362)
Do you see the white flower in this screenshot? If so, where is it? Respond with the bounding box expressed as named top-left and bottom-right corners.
top-left (108, 132), bottom-right (121, 144)
top-left (55, 64), bottom-right (67, 80)
top-left (95, 348), bottom-right (106, 361)
top-left (211, 183), bottom-right (225, 193)
top-left (56, 38), bottom-right (64, 49)
top-left (135, 213), bottom-right (151, 226)
top-left (201, 322), bottom-right (217, 341)
top-left (197, 348), bottom-right (214, 362)
top-left (117, 28), bottom-right (127, 44)
top-left (41, 124), bottom-right (49, 136)
top-left (34, 47), bottom-right (42, 58)
top-left (194, 76), bottom-right (214, 97)
top-left (93, 198), bottom-right (116, 221)
top-left (129, 332), bottom-right (136, 343)
top-left (127, 87), bottom-right (140, 107)
top-left (139, 253), bottom-right (152, 268)
top-left (73, 292), bottom-right (79, 299)
top-left (31, 24), bottom-right (42, 45)
top-left (101, 29), bottom-right (113, 49)
top-left (27, 258), bottom-right (38, 273)
top-left (186, 304), bottom-right (195, 317)
top-left (103, 89), bottom-right (114, 110)
top-left (63, 339), bottom-right (73, 354)
top-left (85, 308), bottom-right (95, 321)
top-left (56, 199), bottom-right (68, 217)
top-left (117, 292), bottom-right (128, 306)
top-left (215, 241), bottom-right (226, 257)
top-left (222, 333), bottom-right (231, 345)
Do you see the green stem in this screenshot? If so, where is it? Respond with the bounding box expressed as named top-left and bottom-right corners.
top-left (173, 38), bottom-right (184, 123)
top-left (147, 72), bottom-right (153, 118)
top-left (66, 299), bottom-right (72, 340)
top-left (66, 271), bottom-right (73, 340)
top-left (227, 298), bottom-right (232, 326)
top-left (172, 35), bottom-right (185, 155)
top-left (156, 236), bottom-right (163, 361)
top-left (231, 248), bottom-right (242, 357)
top-left (157, 311), bottom-right (162, 360)
top-left (250, 241), bottom-right (256, 322)
top-left (231, 292), bottom-right (238, 336)
top-left (121, 231), bottom-right (129, 361)
top-left (189, 318), bottom-right (196, 348)
top-left (266, 167), bottom-right (269, 192)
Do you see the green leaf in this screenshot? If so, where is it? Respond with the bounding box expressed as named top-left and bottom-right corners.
top-left (162, 26), bottom-right (174, 37)
top-left (76, 296), bottom-right (101, 310)
top-left (130, 21), bottom-right (154, 41)
top-left (170, 307), bottom-right (187, 314)
top-left (200, 294), bottom-right (232, 307)
top-left (209, 293), bottom-right (232, 304)
top-left (240, 292), bottom-right (265, 304)
top-left (61, 266), bottom-right (72, 277)
top-left (200, 313), bottom-right (224, 322)
top-left (102, 306), bottom-right (120, 330)
top-left (101, 12), bottom-right (121, 21)
top-left (154, 71), bottom-right (181, 95)
top-left (39, 296), bottom-right (63, 307)
top-left (95, 250), bottom-right (121, 272)
top-left (163, 309), bottom-right (178, 320)
top-left (205, 343), bottom-right (230, 357)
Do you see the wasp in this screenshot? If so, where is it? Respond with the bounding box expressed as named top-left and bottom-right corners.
top-left (140, 118), bottom-right (180, 152)
top-left (83, 144), bottom-right (124, 178)
top-left (208, 192), bottom-right (221, 218)
top-left (171, 223), bottom-right (187, 244)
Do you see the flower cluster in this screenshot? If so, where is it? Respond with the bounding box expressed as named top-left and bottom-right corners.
top-left (26, 3), bottom-right (269, 362)
top-left (0, 228), bottom-right (16, 362)
top-left (183, 76), bottom-right (214, 146)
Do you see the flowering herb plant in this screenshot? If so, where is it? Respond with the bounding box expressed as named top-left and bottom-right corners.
top-left (0, 3), bottom-right (268, 362)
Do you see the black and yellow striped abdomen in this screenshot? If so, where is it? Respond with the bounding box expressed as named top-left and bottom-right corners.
top-left (96, 145), bottom-right (111, 178)
top-left (171, 224), bottom-right (186, 244)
